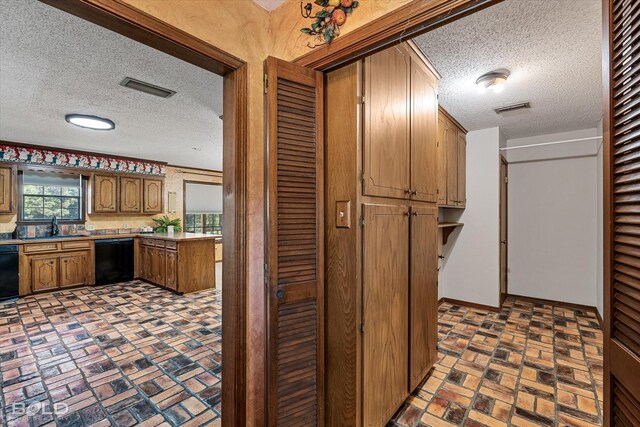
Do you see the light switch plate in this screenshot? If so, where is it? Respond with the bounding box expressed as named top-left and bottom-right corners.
top-left (336, 201), bottom-right (351, 228)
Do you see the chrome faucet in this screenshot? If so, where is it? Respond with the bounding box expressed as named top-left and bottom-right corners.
top-left (51, 214), bottom-right (59, 237)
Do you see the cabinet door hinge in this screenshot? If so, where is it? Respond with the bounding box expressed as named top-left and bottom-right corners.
top-left (360, 323), bottom-right (365, 333)
top-left (360, 172), bottom-right (365, 182)
top-left (504, 176), bottom-right (509, 184)
top-left (360, 217), bottom-right (365, 228)
top-left (357, 95), bottom-right (365, 105)
top-left (264, 263), bottom-right (269, 285)
top-left (264, 74), bottom-right (268, 94)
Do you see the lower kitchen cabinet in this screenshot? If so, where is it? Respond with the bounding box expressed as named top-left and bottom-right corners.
top-left (138, 238), bottom-right (214, 293)
top-left (165, 250), bottom-right (177, 290)
top-left (24, 243), bottom-right (93, 294)
top-left (31, 257), bottom-right (59, 291)
top-left (60, 254), bottom-right (87, 288)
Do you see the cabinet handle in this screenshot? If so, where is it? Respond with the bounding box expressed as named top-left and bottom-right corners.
top-left (412, 211), bottom-right (418, 217)
top-left (405, 189), bottom-right (411, 195)
top-left (411, 190), bottom-right (417, 195)
top-left (403, 211), bottom-right (410, 217)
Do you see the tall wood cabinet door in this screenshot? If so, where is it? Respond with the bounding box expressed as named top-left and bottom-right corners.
top-left (265, 57), bottom-right (324, 426)
top-left (60, 254), bottom-right (86, 288)
top-left (363, 47), bottom-right (411, 200)
top-left (604, 0), bottom-right (640, 423)
top-left (140, 245), bottom-right (151, 281)
top-left (120, 177), bottom-right (142, 213)
top-left (457, 131), bottom-right (466, 206)
top-left (93, 174), bottom-right (118, 213)
top-left (363, 204), bottom-right (409, 427)
top-left (436, 116), bottom-right (447, 205)
top-left (143, 179), bottom-right (163, 214)
top-left (409, 206), bottom-right (438, 392)
top-left (31, 257), bottom-right (59, 291)
top-left (446, 123), bottom-right (458, 206)
top-left (410, 57), bottom-right (438, 203)
top-left (0, 166), bottom-right (14, 213)
top-left (165, 250), bottom-right (177, 290)
top-left (152, 248), bottom-right (166, 285)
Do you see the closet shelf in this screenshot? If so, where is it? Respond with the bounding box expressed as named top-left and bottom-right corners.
top-left (438, 222), bottom-right (463, 245)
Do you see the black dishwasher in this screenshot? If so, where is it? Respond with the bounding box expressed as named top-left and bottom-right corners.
top-left (94, 238), bottom-right (134, 285)
top-left (0, 245), bottom-right (19, 301)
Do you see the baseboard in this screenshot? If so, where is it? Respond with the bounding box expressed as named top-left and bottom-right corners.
top-left (506, 293), bottom-right (602, 325)
top-left (438, 297), bottom-right (500, 312)
top-left (595, 309), bottom-right (603, 328)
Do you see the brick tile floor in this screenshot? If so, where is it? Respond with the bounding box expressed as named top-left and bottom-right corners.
top-left (390, 297), bottom-right (604, 427)
top-left (0, 284), bottom-right (604, 427)
top-left (0, 281), bottom-right (221, 427)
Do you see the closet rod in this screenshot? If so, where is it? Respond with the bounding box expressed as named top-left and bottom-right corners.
top-left (498, 136), bottom-right (602, 151)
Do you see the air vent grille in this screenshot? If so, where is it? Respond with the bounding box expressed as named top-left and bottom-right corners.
top-left (120, 77), bottom-right (176, 98)
top-left (494, 101), bottom-right (531, 114)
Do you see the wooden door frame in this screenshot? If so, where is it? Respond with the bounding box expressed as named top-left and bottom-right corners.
top-left (294, 0), bottom-right (504, 71)
top-left (499, 155), bottom-right (508, 306)
top-left (602, 0), bottom-right (613, 424)
top-left (38, 1), bottom-right (248, 426)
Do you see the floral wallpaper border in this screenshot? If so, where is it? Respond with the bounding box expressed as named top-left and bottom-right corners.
top-left (0, 144), bottom-right (165, 176)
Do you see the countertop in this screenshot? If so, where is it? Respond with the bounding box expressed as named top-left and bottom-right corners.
top-left (0, 232), bottom-right (222, 245)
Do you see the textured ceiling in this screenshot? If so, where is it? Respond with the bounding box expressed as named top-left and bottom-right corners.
top-left (413, 0), bottom-right (602, 139)
top-left (253, 0), bottom-right (287, 11)
top-left (0, 0), bottom-right (223, 170)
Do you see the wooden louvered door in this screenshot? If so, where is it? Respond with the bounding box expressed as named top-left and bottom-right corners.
top-left (265, 57), bottom-right (324, 426)
top-left (604, 0), bottom-right (640, 425)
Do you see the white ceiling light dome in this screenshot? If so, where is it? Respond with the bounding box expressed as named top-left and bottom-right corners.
top-left (65, 114), bottom-right (115, 131)
top-left (476, 70), bottom-right (511, 93)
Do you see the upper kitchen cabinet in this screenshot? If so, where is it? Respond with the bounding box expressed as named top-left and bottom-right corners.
top-left (91, 173), bottom-right (163, 215)
top-left (0, 165), bottom-right (16, 213)
top-left (409, 49), bottom-right (439, 203)
top-left (438, 106), bottom-right (467, 208)
top-left (363, 45), bottom-right (411, 199)
top-left (363, 42), bottom-right (440, 202)
top-left (120, 176), bottom-right (142, 213)
top-left (143, 178), bottom-right (163, 214)
top-left (93, 174), bottom-right (118, 213)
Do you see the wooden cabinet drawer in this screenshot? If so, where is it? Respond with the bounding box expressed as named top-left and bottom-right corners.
top-left (165, 241), bottom-right (177, 250)
top-left (24, 243), bottom-right (59, 253)
top-left (154, 240), bottom-right (166, 248)
top-left (141, 238), bottom-right (155, 247)
top-left (61, 241), bottom-right (91, 250)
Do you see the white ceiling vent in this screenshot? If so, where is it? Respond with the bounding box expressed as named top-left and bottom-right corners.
top-left (120, 77), bottom-right (176, 98)
top-left (494, 101), bottom-right (531, 114)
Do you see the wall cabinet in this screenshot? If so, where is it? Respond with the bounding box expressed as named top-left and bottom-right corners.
top-left (22, 241), bottom-right (93, 294)
top-left (143, 178), bottom-right (163, 214)
top-left (120, 176), bottom-right (142, 213)
top-left (363, 44), bottom-right (439, 202)
top-left (324, 41), bottom-right (440, 427)
top-left (438, 107), bottom-right (467, 207)
top-left (92, 174), bottom-right (163, 215)
top-left (138, 238), bottom-right (213, 293)
top-left (0, 165), bottom-right (15, 213)
top-left (93, 174), bottom-right (118, 213)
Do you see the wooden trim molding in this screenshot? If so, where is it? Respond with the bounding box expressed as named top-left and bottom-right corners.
top-left (40, 0), bottom-right (244, 75)
top-left (293, 0), bottom-right (503, 71)
top-left (438, 297), bottom-right (500, 312)
top-left (36, 2), bottom-right (250, 426)
top-left (438, 106), bottom-right (468, 134)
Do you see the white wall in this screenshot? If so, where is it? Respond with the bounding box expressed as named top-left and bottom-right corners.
top-left (506, 128), bottom-right (601, 307)
top-left (439, 127), bottom-right (501, 308)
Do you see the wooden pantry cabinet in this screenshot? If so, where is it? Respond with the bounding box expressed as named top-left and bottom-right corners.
top-left (437, 107), bottom-right (467, 207)
top-left (137, 237), bottom-right (214, 293)
top-left (92, 173), bottom-right (163, 215)
top-left (325, 41), bottom-right (439, 427)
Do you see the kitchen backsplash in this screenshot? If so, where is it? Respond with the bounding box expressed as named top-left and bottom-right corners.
top-left (5, 224), bottom-right (151, 240)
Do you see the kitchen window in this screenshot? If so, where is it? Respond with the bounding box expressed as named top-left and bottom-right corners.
top-left (19, 171), bottom-right (85, 222)
top-left (185, 213), bottom-right (223, 234)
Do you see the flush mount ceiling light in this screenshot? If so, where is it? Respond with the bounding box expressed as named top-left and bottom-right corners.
top-left (476, 70), bottom-right (510, 93)
top-left (65, 114), bottom-right (115, 131)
